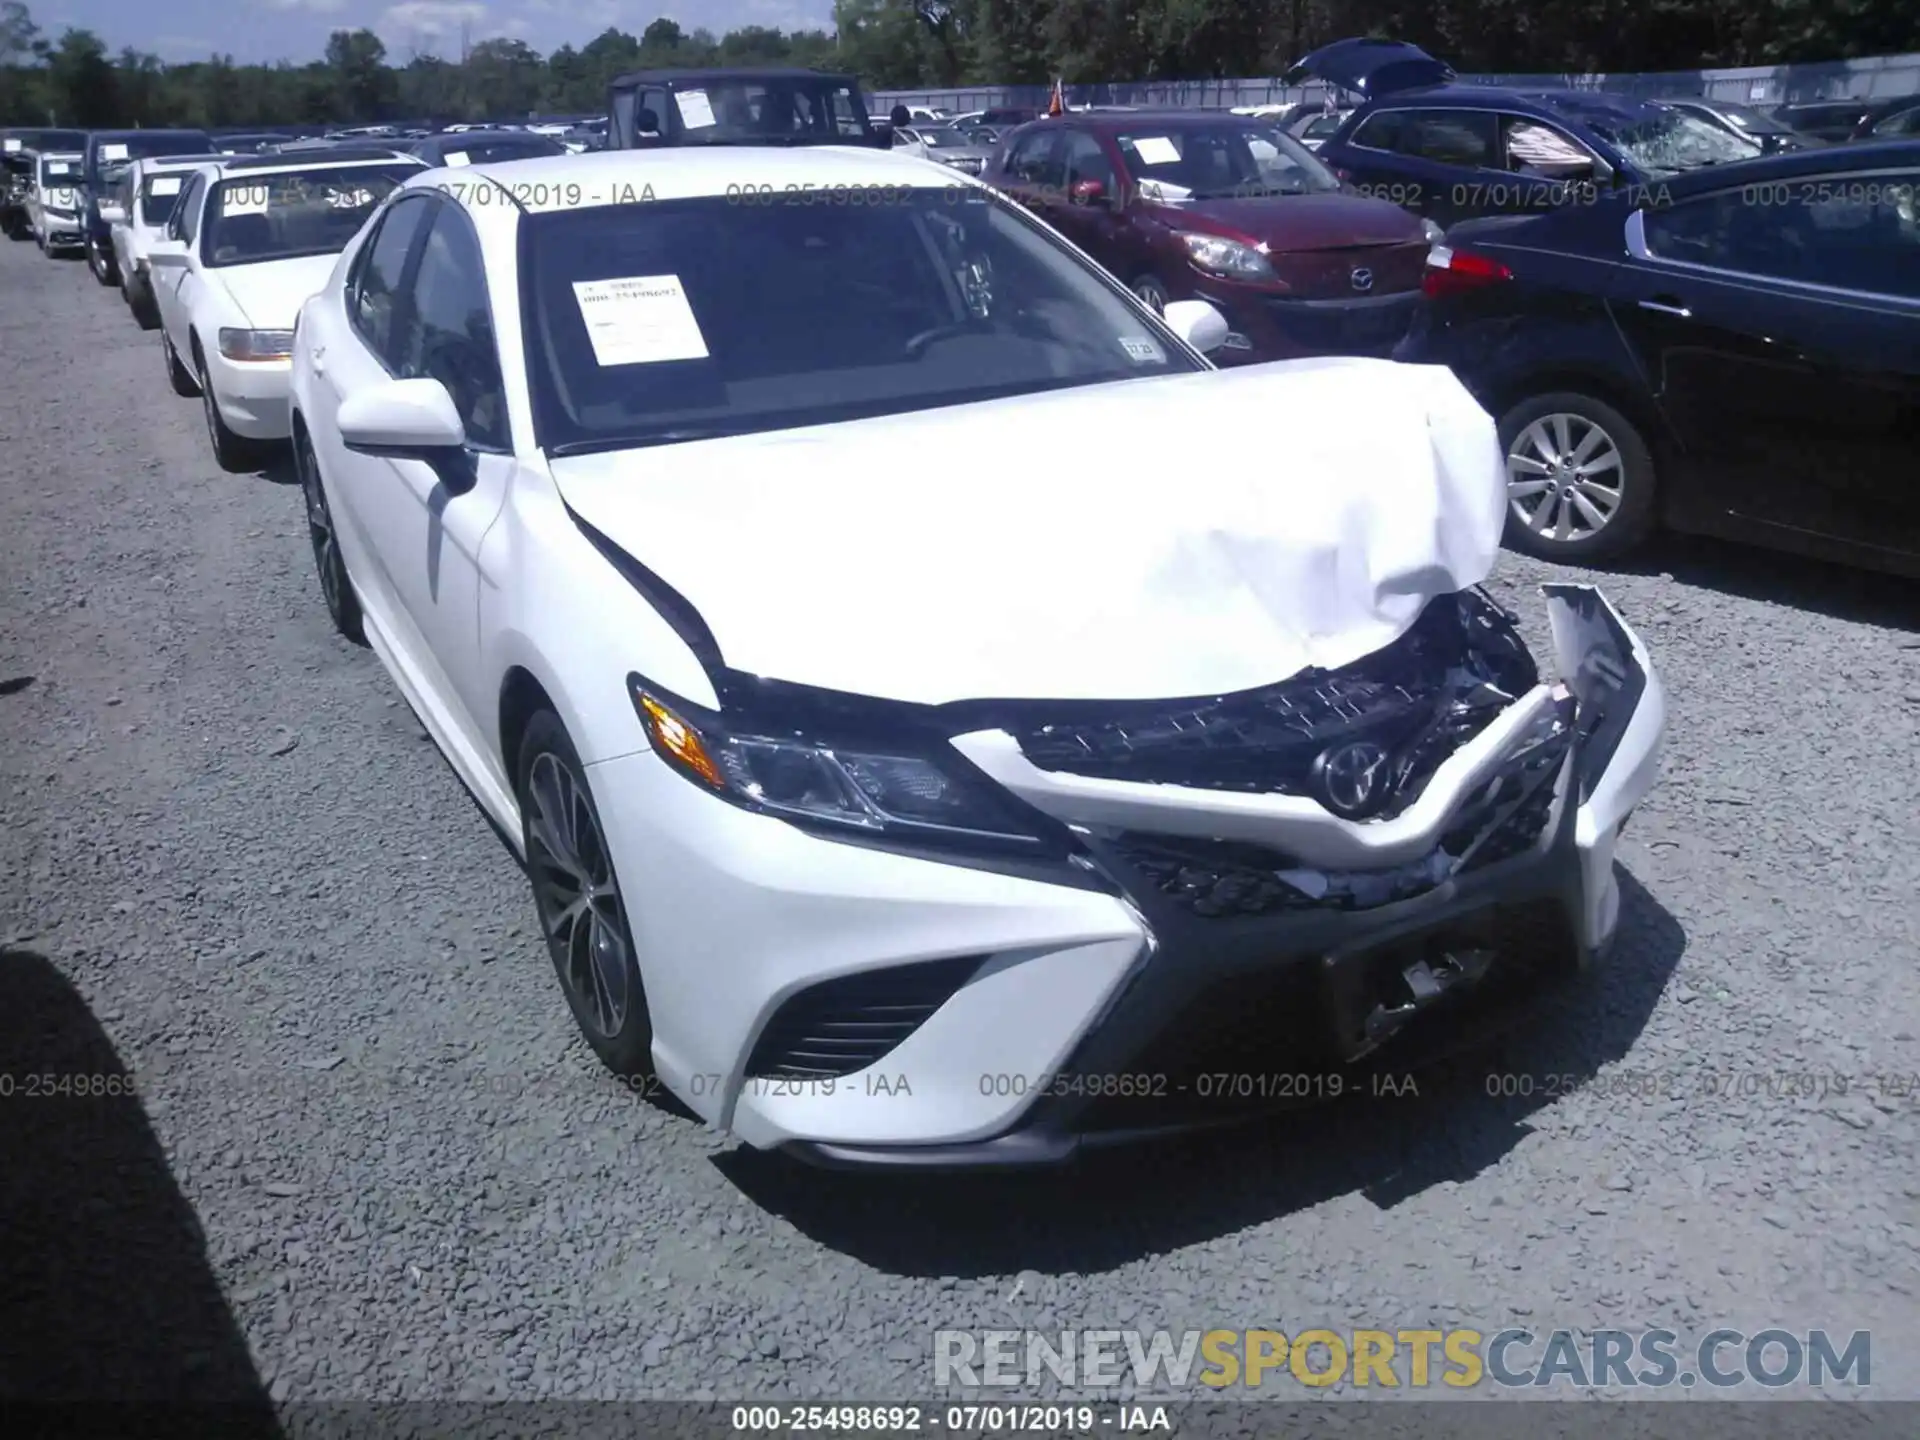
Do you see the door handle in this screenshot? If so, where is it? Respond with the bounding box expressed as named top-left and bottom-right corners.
top-left (1637, 297), bottom-right (1692, 318)
top-left (309, 344), bottom-right (325, 375)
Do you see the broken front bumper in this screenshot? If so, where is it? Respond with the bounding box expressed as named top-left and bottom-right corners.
top-left (784, 584), bottom-right (1664, 1169)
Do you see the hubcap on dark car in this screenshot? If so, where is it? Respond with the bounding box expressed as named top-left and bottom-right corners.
top-left (524, 753), bottom-right (631, 1039)
top-left (1506, 413), bottom-right (1624, 543)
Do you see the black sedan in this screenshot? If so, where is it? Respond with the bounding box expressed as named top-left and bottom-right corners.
top-left (1398, 140), bottom-right (1920, 576)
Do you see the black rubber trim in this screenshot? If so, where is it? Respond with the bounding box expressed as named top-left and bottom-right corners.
top-left (568, 505), bottom-right (725, 673)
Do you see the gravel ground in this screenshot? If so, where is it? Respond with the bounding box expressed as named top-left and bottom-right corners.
top-left (1, 236), bottom-right (1917, 1415)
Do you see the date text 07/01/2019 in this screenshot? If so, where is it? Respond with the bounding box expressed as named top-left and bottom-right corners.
top-left (728, 1403), bottom-right (1174, 1433)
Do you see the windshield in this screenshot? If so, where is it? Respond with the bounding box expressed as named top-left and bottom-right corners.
top-left (202, 165), bottom-right (414, 267)
top-left (671, 80), bottom-right (871, 143)
top-left (1590, 110), bottom-right (1756, 174)
top-left (1116, 124), bottom-right (1341, 197)
top-left (39, 157), bottom-right (83, 187)
top-left (1710, 103), bottom-right (1792, 137)
top-left (918, 128), bottom-right (973, 149)
top-left (89, 135), bottom-right (212, 186)
top-left (140, 173), bottom-right (190, 225)
top-left (520, 188), bottom-right (1201, 454)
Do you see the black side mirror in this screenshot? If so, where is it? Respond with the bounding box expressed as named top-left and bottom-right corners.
top-left (872, 122), bottom-right (895, 150)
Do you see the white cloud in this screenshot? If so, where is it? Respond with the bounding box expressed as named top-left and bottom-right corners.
top-left (266, 0), bottom-right (351, 12)
top-left (378, 0), bottom-right (490, 42)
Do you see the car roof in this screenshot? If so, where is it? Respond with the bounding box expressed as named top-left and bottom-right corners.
top-left (89, 129), bottom-right (211, 143)
top-left (133, 155), bottom-right (221, 171)
top-left (38, 151), bottom-right (84, 162)
top-left (419, 130), bottom-right (557, 147)
top-left (218, 150), bottom-right (425, 174)
top-left (411, 146), bottom-right (957, 215)
top-left (610, 66), bottom-right (858, 87)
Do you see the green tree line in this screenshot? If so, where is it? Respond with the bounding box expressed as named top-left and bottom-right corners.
top-left (4, 0), bottom-right (1918, 127)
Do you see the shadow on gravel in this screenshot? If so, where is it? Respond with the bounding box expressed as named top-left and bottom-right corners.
top-left (258, 452), bottom-right (300, 487)
top-left (0, 946), bottom-right (281, 1428)
top-left (1588, 531), bottom-right (1920, 633)
top-left (719, 868), bottom-right (1685, 1276)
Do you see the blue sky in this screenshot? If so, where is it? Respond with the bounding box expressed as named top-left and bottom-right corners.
top-left (31, 0), bottom-right (839, 64)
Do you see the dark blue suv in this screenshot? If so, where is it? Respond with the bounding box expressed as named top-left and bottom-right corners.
top-left (79, 128), bottom-right (215, 285)
top-left (1289, 39), bottom-right (1758, 228)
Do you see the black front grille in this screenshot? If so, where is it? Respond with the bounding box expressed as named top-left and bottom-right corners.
top-left (1104, 697), bottom-right (1574, 920)
top-left (744, 955), bottom-right (985, 1080)
top-left (1009, 591), bottom-right (1537, 820)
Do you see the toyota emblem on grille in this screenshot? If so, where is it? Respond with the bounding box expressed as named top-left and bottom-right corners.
top-left (1312, 740), bottom-right (1391, 818)
top-left (1350, 266), bottom-right (1375, 293)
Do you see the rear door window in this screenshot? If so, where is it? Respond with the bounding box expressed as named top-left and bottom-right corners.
top-left (1005, 130), bottom-right (1064, 188)
top-left (1641, 172), bottom-right (1920, 300)
top-left (1392, 111), bottom-right (1500, 168)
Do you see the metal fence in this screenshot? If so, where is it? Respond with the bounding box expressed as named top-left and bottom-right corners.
top-left (873, 51), bottom-right (1920, 115)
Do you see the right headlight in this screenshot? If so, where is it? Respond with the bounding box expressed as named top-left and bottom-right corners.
top-left (629, 678), bottom-right (1049, 849)
top-left (1178, 231), bottom-right (1277, 283)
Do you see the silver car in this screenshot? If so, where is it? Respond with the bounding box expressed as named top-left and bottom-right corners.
top-left (891, 124), bottom-right (993, 176)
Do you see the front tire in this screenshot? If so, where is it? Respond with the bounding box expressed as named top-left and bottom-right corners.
top-left (294, 428), bottom-right (364, 643)
top-left (1496, 392), bottom-right (1657, 564)
top-left (163, 328), bottom-right (199, 396)
top-left (128, 274), bottom-right (160, 331)
top-left (193, 340), bottom-right (268, 473)
top-left (89, 238), bottom-right (117, 286)
top-left (515, 710), bottom-right (654, 1079)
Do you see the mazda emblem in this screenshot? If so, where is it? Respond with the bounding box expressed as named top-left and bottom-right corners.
top-left (1349, 267), bottom-right (1375, 293)
top-left (1311, 740), bottom-right (1391, 819)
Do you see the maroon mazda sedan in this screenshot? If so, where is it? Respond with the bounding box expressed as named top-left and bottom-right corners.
top-left (982, 110), bottom-right (1441, 364)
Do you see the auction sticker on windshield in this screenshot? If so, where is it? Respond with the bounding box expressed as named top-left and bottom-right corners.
top-left (679, 88), bottom-right (717, 129)
top-left (1131, 136), bottom-right (1182, 166)
top-left (221, 184), bottom-right (271, 216)
top-left (572, 275), bottom-right (710, 366)
top-left (3, 139), bottom-right (19, 152)
top-left (444, 151), bottom-right (472, 167)
top-left (151, 177), bottom-right (182, 195)
top-left (1118, 336), bottom-right (1164, 364)
top-left (100, 142), bottom-right (130, 161)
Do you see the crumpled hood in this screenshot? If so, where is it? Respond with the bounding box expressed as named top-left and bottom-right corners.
top-left (549, 359), bottom-right (1506, 706)
top-left (214, 254), bottom-right (340, 330)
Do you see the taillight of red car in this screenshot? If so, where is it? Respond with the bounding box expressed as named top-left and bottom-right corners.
top-left (1422, 244), bottom-right (1513, 299)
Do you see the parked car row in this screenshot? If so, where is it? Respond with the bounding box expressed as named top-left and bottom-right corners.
top-left (17, 123), bottom-right (1669, 1169)
top-left (965, 41), bottom-right (1920, 577)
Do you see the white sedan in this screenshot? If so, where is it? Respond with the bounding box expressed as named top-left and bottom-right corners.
top-left (105, 156), bottom-right (220, 330)
top-left (289, 147), bottom-right (1665, 1169)
top-left (27, 150), bottom-right (85, 254)
top-left (148, 149), bottom-right (425, 470)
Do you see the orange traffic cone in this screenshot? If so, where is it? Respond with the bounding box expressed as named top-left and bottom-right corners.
top-left (1047, 79), bottom-right (1065, 117)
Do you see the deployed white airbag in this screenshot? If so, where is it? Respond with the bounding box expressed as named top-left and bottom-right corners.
top-left (549, 358), bottom-right (1507, 705)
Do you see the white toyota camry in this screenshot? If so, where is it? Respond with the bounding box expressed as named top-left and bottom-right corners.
top-left (105, 156), bottom-right (220, 330)
top-left (148, 148), bottom-right (425, 470)
top-left (289, 147), bottom-right (1665, 1169)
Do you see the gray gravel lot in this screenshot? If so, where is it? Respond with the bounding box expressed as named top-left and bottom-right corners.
top-left (1, 235), bottom-right (1917, 1414)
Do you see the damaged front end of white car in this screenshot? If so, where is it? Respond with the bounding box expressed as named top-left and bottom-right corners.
top-left (557, 361), bottom-right (1665, 1167)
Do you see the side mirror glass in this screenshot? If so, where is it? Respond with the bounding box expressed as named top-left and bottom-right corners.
top-left (99, 203), bottom-right (126, 225)
top-left (1161, 298), bottom-right (1230, 354)
top-left (1069, 177), bottom-right (1108, 205)
top-left (337, 376), bottom-right (467, 458)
